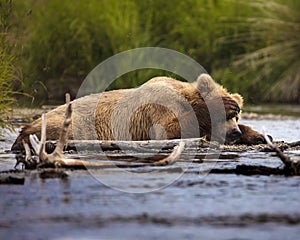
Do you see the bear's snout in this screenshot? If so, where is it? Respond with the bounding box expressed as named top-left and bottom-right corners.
top-left (231, 128), bottom-right (242, 138)
top-left (226, 128), bottom-right (242, 142)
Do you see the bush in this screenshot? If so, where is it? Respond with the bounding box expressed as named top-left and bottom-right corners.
top-left (10, 0), bottom-right (300, 104)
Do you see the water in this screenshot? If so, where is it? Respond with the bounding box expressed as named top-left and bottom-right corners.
top-left (241, 119), bottom-right (300, 142)
top-left (0, 118), bottom-right (300, 240)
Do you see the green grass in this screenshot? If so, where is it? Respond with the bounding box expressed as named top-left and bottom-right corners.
top-left (0, 47), bottom-right (15, 134)
top-left (0, 0), bottom-right (16, 135)
top-left (1, 0), bottom-right (299, 107)
top-left (219, 0), bottom-right (300, 103)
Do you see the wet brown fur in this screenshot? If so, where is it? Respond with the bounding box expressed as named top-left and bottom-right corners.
top-left (11, 75), bottom-right (266, 151)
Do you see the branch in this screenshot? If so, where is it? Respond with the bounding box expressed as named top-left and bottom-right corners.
top-left (150, 142), bottom-right (185, 166)
top-left (39, 113), bottom-right (48, 161)
top-left (55, 93), bottom-right (72, 154)
top-left (45, 141), bottom-right (185, 169)
top-left (264, 132), bottom-right (291, 165)
top-left (264, 131), bottom-right (300, 175)
top-left (37, 93), bottom-right (72, 166)
top-left (29, 134), bottom-right (41, 157)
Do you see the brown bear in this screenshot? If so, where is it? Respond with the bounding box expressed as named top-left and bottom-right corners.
top-left (11, 74), bottom-right (267, 151)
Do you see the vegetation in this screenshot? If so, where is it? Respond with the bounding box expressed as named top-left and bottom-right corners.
top-left (227, 0), bottom-right (300, 103)
top-left (0, 0), bottom-right (17, 135)
top-left (1, 0), bottom-right (300, 108)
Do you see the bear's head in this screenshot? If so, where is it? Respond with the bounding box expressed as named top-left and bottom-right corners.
top-left (195, 74), bottom-right (243, 144)
top-left (224, 92), bottom-right (244, 143)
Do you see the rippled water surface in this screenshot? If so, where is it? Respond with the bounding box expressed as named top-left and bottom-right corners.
top-left (0, 118), bottom-right (300, 240)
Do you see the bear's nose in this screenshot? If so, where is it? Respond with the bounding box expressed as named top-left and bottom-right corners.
top-left (231, 128), bottom-right (242, 138)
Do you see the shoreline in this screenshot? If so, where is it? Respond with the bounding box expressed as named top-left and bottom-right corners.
top-left (8, 107), bottom-right (300, 125)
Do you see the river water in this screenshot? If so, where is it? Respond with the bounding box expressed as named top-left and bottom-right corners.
top-left (0, 116), bottom-right (300, 240)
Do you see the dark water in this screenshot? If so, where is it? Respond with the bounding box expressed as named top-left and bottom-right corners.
top-left (1, 118), bottom-right (300, 240)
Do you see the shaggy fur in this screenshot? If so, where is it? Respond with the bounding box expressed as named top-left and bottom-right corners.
top-left (11, 74), bottom-right (266, 151)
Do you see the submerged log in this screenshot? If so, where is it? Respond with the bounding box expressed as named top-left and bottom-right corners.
top-left (210, 165), bottom-right (284, 176)
top-left (0, 174), bottom-right (25, 185)
top-left (0, 176), bottom-right (25, 185)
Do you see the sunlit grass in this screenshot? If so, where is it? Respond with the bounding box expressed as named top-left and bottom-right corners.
top-left (0, 49), bottom-right (15, 134)
top-left (0, 0), bottom-right (16, 135)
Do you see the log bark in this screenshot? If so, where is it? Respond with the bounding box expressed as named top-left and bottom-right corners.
top-left (38, 142), bottom-right (184, 169)
top-left (45, 137), bottom-right (218, 153)
top-left (209, 165), bottom-right (284, 176)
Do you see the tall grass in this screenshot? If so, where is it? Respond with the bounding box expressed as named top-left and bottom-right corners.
top-left (0, 0), bottom-right (17, 135)
top-left (6, 0), bottom-right (300, 104)
top-left (15, 0), bottom-right (237, 102)
top-left (223, 0), bottom-right (300, 103)
top-left (16, 0), bottom-right (153, 102)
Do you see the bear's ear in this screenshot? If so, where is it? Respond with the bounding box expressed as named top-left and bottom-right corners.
top-left (231, 93), bottom-right (243, 108)
top-left (196, 74), bottom-right (217, 97)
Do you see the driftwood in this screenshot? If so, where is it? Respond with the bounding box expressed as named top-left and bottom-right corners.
top-left (15, 94), bottom-right (185, 170)
top-left (264, 133), bottom-right (300, 176)
top-left (43, 137), bottom-right (217, 153)
top-left (13, 93), bottom-right (300, 176)
top-left (288, 140), bottom-right (300, 148)
top-left (208, 134), bottom-right (300, 176)
top-left (45, 138), bottom-right (300, 154)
